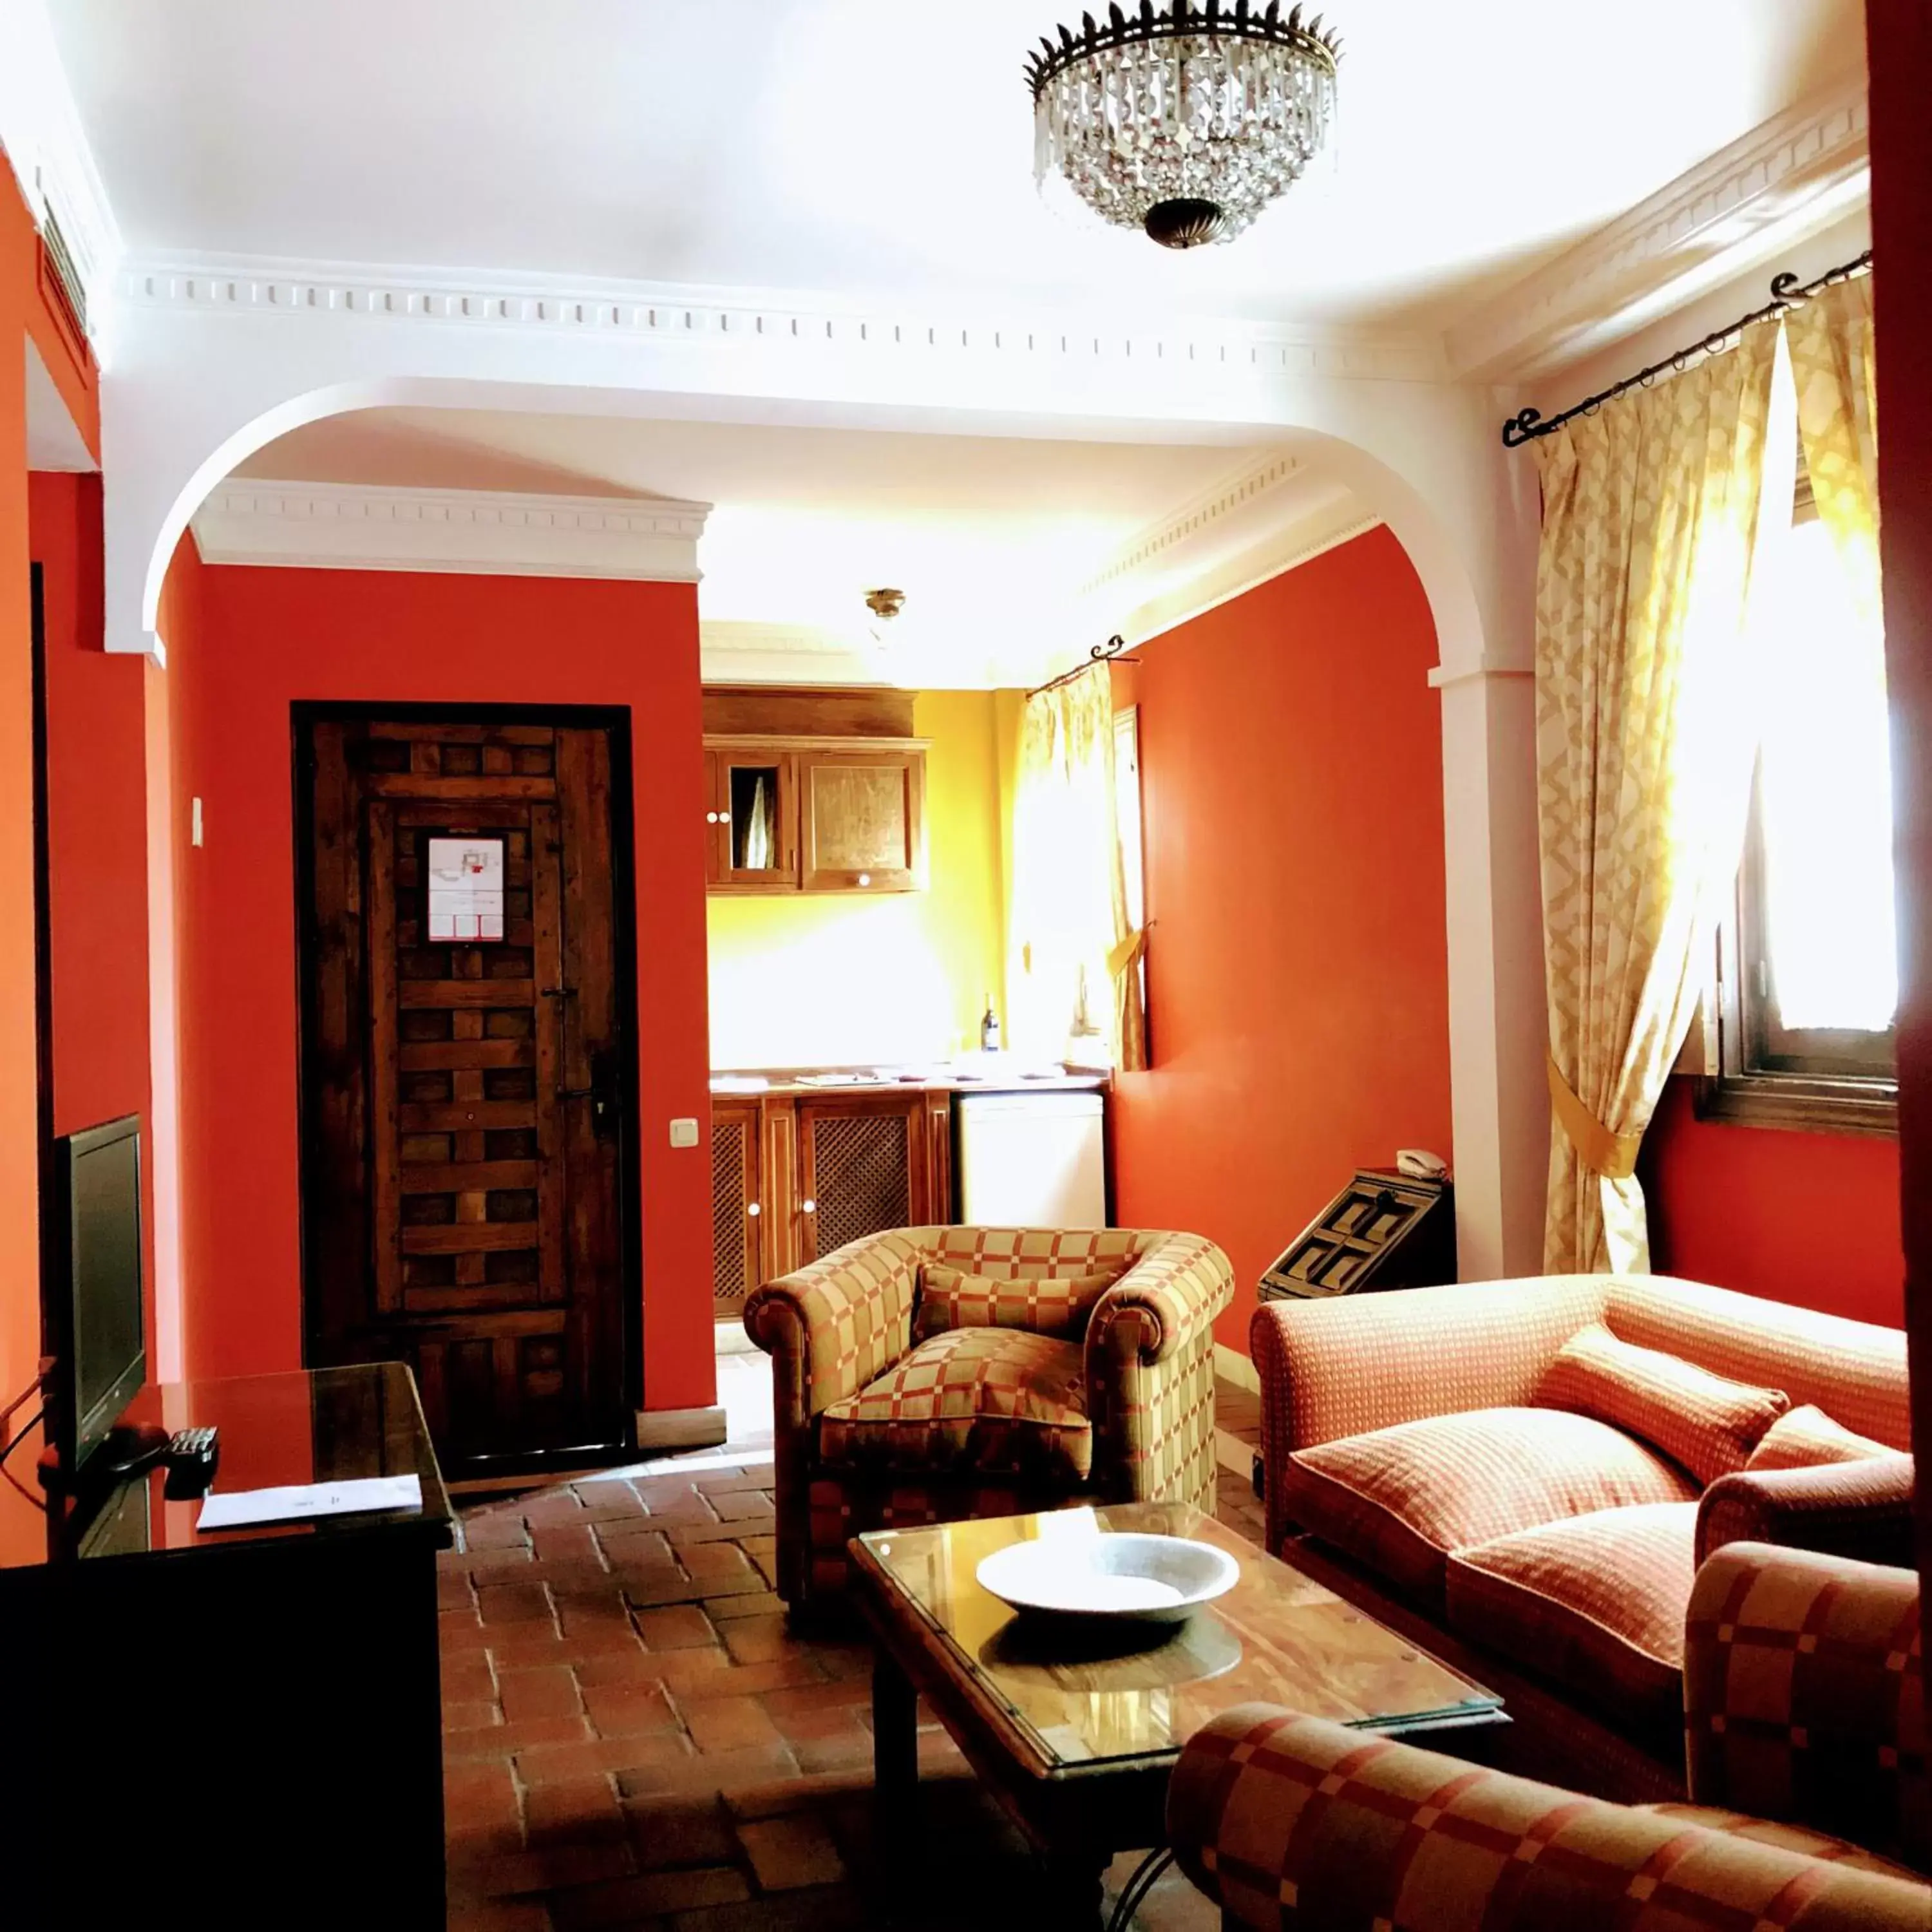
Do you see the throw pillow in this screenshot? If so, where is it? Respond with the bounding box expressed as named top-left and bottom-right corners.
top-left (913, 1262), bottom-right (1124, 1343)
top-left (1533, 1323), bottom-right (1789, 1486)
top-left (1745, 1403), bottom-right (1897, 1471)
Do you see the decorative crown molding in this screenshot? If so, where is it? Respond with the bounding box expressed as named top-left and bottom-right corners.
top-left (1447, 71), bottom-right (1870, 383)
top-left (0, 4), bottom-right (122, 349)
top-left (117, 251), bottom-right (1450, 385)
top-left (191, 480), bottom-right (711, 582)
top-left (1075, 446), bottom-right (1379, 650)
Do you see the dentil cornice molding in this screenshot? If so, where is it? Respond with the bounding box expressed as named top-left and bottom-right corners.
top-left (1448, 72), bottom-right (1870, 383)
top-left (118, 251), bottom-right (1449, 385)
top-left (191, 480), bottom-right (711, 582)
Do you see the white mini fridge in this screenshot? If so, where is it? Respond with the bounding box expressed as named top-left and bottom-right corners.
top-left (955, 1091), bottom-right (1108, 1226)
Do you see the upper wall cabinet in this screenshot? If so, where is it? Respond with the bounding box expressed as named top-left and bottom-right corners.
top-left (702, 687), bottom-right (928, 897)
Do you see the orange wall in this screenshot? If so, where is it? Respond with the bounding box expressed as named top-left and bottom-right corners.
top-left (1111, 527), bottom-right (1454, 1352)
top-left (1640, 1085), bottom-right (1902, 1327)
top-left (27, 473), bottom-right (158, 1358)
top-left (157, 552), bottom-right (717, 1411)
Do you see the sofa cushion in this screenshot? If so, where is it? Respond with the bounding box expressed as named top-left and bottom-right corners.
top-left (1634, 1806), bottom-right (1925, 1883)
top-left (817, 1327), bottom-right (1091, 1483)
top-left (913, 1262), bottom-right (1124, 1343)
top-left (1280, 1408), bottom-right (1698, 1602)
top-left (1745, 1403), bottom-right (1897, 1472)
top-left (1534, 1323), bottom-right (1788, 1484)
top-left (1445, 1502), bottom-right (1698, 1728)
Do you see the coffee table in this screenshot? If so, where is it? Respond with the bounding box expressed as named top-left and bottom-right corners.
top-left (850, 1501), bottom-right (1504, 1927)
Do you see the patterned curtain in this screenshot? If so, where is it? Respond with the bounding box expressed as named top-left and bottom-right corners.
top-left (1008, 665), bottom-right (1146, 1068)
top-left (1787, 275), bottom-right (1880, 628)
top-left (1536, 326), bottom-right (1791, 1272)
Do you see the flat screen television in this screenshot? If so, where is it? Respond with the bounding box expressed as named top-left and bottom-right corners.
top-left (48, 1114), bottom-right (146, 1482)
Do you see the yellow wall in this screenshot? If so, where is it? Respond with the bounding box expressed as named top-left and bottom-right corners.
top-left (706, 691), bottom-right (1010, 1068)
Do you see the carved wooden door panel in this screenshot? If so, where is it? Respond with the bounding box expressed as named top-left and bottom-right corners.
top-left (299, 714), bottom-right (634, 1477)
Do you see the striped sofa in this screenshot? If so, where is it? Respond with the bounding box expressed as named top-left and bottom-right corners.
top-left (1255, 1274), bottom-right (1912, 1739)
top-left (1169, 1542), bottom-right (1928, 1931)
top-left (745, 1226), bottom-right (1234, 1613)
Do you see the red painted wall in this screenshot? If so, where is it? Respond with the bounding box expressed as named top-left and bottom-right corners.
top-left (27, 472), bottom-right (158, 1355)
top-left (156, 553), bottom-right (716, 1412)
top-left (1111, 527), bottom-right (1454, 1353)
top-left (1640, 1083), bottom-right (1902, 1326)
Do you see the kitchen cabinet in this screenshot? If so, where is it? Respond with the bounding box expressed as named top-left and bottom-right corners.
top-left (703, 739), bottom-right (926, 896)
top-left (799, 750), bottom-right (925, 893)
top-left (706, 747), bottom-right (798, 889)
top-left (709, 1087), bottom-right (952, 1311)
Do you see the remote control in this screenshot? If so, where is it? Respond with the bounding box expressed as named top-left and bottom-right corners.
top-left (163, 1425), bottom-right (220, 1500)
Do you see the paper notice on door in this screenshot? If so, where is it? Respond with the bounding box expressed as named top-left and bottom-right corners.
top-left (198, 1473), bottom-right (423, 1531)
top-left (427, 836), bottom-right (505, 942)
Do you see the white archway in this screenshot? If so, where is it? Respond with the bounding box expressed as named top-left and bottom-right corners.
top-left (108, 290), bottom-right (1548, 1373)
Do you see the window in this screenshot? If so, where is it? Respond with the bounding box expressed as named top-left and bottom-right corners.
top-left (1698, 468), bottom-right (1897, 1133)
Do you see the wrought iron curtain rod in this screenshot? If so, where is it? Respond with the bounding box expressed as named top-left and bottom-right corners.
top-left (1028, 633), bottom-right (1141, 699)
top-left (1500, 248), bottom-right (1873, 450)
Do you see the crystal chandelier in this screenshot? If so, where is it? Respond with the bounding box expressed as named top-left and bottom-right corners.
top-left (1027, 1), bottom-right (1342, 249)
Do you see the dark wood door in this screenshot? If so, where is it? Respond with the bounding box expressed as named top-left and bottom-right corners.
top-left (299, 713), bottom-right (636, 1477)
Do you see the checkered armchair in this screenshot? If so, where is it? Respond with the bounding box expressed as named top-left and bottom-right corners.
top-left (743, 1226), bottom-right (1233, 1612)
top-left (1168, 1542), bottom-right (1928, 1931)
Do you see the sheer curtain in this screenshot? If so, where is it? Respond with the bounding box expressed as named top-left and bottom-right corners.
top-left (1536, 326), bottom-right (1792, 1272)
top-left (1007, 665), bottom-right (1146, 1069)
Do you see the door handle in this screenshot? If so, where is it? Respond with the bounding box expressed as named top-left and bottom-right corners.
top-left (556, 1049), bottom-right (621, 1142)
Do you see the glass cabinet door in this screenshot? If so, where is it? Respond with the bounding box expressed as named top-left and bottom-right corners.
top-left (712, 750), bottom-right (799, 889)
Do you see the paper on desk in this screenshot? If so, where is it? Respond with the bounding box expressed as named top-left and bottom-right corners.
top-left (197, 1473), bottom-right (422, 1531)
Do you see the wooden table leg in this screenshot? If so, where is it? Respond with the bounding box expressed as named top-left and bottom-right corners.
top-left (871, 1645), bottom-right (919, 1815)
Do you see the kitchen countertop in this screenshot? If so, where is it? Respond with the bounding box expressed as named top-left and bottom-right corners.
top-left (710, 1066), bottom-right (1110, 1099)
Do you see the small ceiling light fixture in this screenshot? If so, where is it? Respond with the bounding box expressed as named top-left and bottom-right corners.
top-left (1027, 1), bottom-right (1342, 250)
top-left (864, 587), bottom-right (907, 622)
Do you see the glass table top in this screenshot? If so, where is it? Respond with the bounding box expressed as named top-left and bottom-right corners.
top-left (857, 1501), bottom-right (1500, 1772)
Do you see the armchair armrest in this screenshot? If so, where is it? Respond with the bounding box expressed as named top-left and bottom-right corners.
top-left (1168, 1703), bottom-right (1926, 1932)
top-left (1253, 1276), bottom-right (1605, 1551)
top-left (1685, 1540), bottom-right (1925, 1871)
top-left (1084, 1234), bottom-right (1233, 1507)
top-left (743, 1230), bottom-right (925, 1425)
top-left (1696, 1454), bottom-right (1917, 1568)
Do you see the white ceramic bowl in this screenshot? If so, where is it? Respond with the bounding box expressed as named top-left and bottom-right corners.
top-left (975, 1532), bottom-right (1240, 1624)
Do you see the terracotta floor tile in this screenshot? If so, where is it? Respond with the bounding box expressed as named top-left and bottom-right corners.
top-left (546, 1865), bottom-right (751, 1927)
top-left (719, 1616), bottom-right (795, 1665)
top-left (694, 1467), bottom-right (775, 1493)
top-left (708, 1490), bottom-right (775, 1523)
top-left (614, 1741), bottom-right (800, 1799)
top-left (685, 1694), bottom-right (784, 1754)
top-left (636, 1604), bottom-right (717, 1651)
top-left (582, 1680), bottom-right (682, 1738)
top-left (739, 1814), bottom-right (848, 1892)
top-left (644, 1647), bottom-right (739, 1693)
top-left (442, 1654), bottom-right (500, 1704)
top-left (471, 1841), bottom-right (635, 1899)
top-left (478, 1582), bottom-right (556, 1625)
top-left (516, 1731), bottom-right (696, 1787)
top-left (499, 1663), bottom-right (584, 1723)
top-left (524, 1774), bottom-right (627, 1847)
top-left (573, 1647), bottom-right (670, 1689)
top-left (442, 1699), bottom-right (503, 1733)
top-left (706, 1589), bottom-right (786, 1622)
top-left (446, 1715), bottom-right (590, 1760)
top-left (622, 1793), bottom-right (743, 1871)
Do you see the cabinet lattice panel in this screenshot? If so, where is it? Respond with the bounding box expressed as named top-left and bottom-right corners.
top-left (811, 1115), bottom-right (911, 1255)
top-left (711, 1117), bottom-right (751, 1302)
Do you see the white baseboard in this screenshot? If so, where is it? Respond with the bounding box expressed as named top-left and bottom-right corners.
top-left (634, 1405), bottom-right (728, 1451)
top-left (1213, 1341), bottom-right (1259, 1394)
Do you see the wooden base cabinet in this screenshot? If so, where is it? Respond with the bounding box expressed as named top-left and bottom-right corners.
top-left (710, 1089), bottom-right (952, 1311)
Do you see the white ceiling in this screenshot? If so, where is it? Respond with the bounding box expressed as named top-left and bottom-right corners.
top-left (235, 408), bottom-right (1286, 676)
top-left (49, 0), bottom-right (1864, 331)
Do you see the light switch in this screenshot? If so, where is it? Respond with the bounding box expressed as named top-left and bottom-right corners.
top-left (668, 1117), bottom-right (699, 1149)
top-left (191, 797), bottom-right (204, 848)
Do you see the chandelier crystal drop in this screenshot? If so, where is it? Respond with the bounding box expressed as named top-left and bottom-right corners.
top-left (1027, 1), bottom-right (1342, 249)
